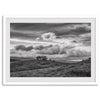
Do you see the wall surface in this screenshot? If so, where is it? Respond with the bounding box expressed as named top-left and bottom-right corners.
top-left (0, 0), bottom-right (99, 100)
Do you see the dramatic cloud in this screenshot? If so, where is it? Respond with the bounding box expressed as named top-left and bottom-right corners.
top-left (10, 49), bottom-right (37, 58)
top-left (10, 23), bottom-right (91, 61)
top-left (11, 31), bottom-right (91, 57)
top-left (37, 45), bottom-right (60, 55)
top-left (36, 44), bottom-right (90, 57)
top-left (10, 23), bottom-right (91, 40)
top-left (65, 46), bottom-right (91, 57)
top-left (41, 32), bottom-right (56, 41)
top-left (15, 45), bottom-right (33, 51)
top-left (34, 44), bottom-right (53, 50)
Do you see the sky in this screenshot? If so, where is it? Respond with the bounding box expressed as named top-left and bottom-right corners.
top-left (10, 23), bottom-right (91, 62)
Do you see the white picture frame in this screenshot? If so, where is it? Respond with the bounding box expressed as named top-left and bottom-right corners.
top-left (2, 16), bottom-right (97, 85)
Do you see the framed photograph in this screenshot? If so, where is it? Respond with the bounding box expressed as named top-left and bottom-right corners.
top-left (3, 17), bottom-right (96, 85)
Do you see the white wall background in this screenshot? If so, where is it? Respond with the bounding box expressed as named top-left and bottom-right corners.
top-left (0, 0), bottom-right (99, 100)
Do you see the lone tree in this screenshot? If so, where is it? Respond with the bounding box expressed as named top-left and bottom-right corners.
top-left (36, 56), bottom-right (47, 61)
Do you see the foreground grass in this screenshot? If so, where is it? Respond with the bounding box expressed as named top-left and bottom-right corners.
top-left (10, 57), bottom-right (91, 77)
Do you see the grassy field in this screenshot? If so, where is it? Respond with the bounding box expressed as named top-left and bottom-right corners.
top-left (10, 57), bottom-right (91, 77)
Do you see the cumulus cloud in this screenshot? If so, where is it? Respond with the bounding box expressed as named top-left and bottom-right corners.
top-left (11, 30), bottom-right (91, 58)
top-left (10, 48), bottom-right (37, 58)
top-left (36, 44), bottom-right (91, 57)
top-left (36, 32), bottom-right (79, 46)
top-left (10, 22), bottom-right (91, 61)
top-left (41, 32), bottom-right (56, 41)
top-left (34, 44), bottom-right (53, 50)
top-left (34, 32), bottom-right (91, 57)
top-left (66, 46), bottom-right (91, 57)
top-left (37, 45), bottom-right (60, 55)
top-left (15, 45), bottom-right (33, 51)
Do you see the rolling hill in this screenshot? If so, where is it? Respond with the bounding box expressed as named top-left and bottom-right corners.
top-left (10, 57), bottom-right (91, 77)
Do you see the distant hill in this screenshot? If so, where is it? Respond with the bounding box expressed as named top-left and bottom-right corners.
top-left (10, 57), bottom-right (91, 77)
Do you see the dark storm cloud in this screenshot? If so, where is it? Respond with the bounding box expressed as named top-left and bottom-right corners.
top-left (14, 44), bottom-right (53, 51)
top-left (52, 23), bottom-right (91, 36)
top-left (10, 23), bottom-right (91, 40)
top-left (10, 23), bottom-right (68, 30)
top-left (34, 45), bottom-right (53, 50)
top-left (15, 45), bottom-right (33, 51)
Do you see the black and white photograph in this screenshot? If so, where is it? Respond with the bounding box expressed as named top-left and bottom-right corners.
top-left (10, 22), bottom-right (92, 77)
top-left (3, 18), bottom-right (96, 84)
